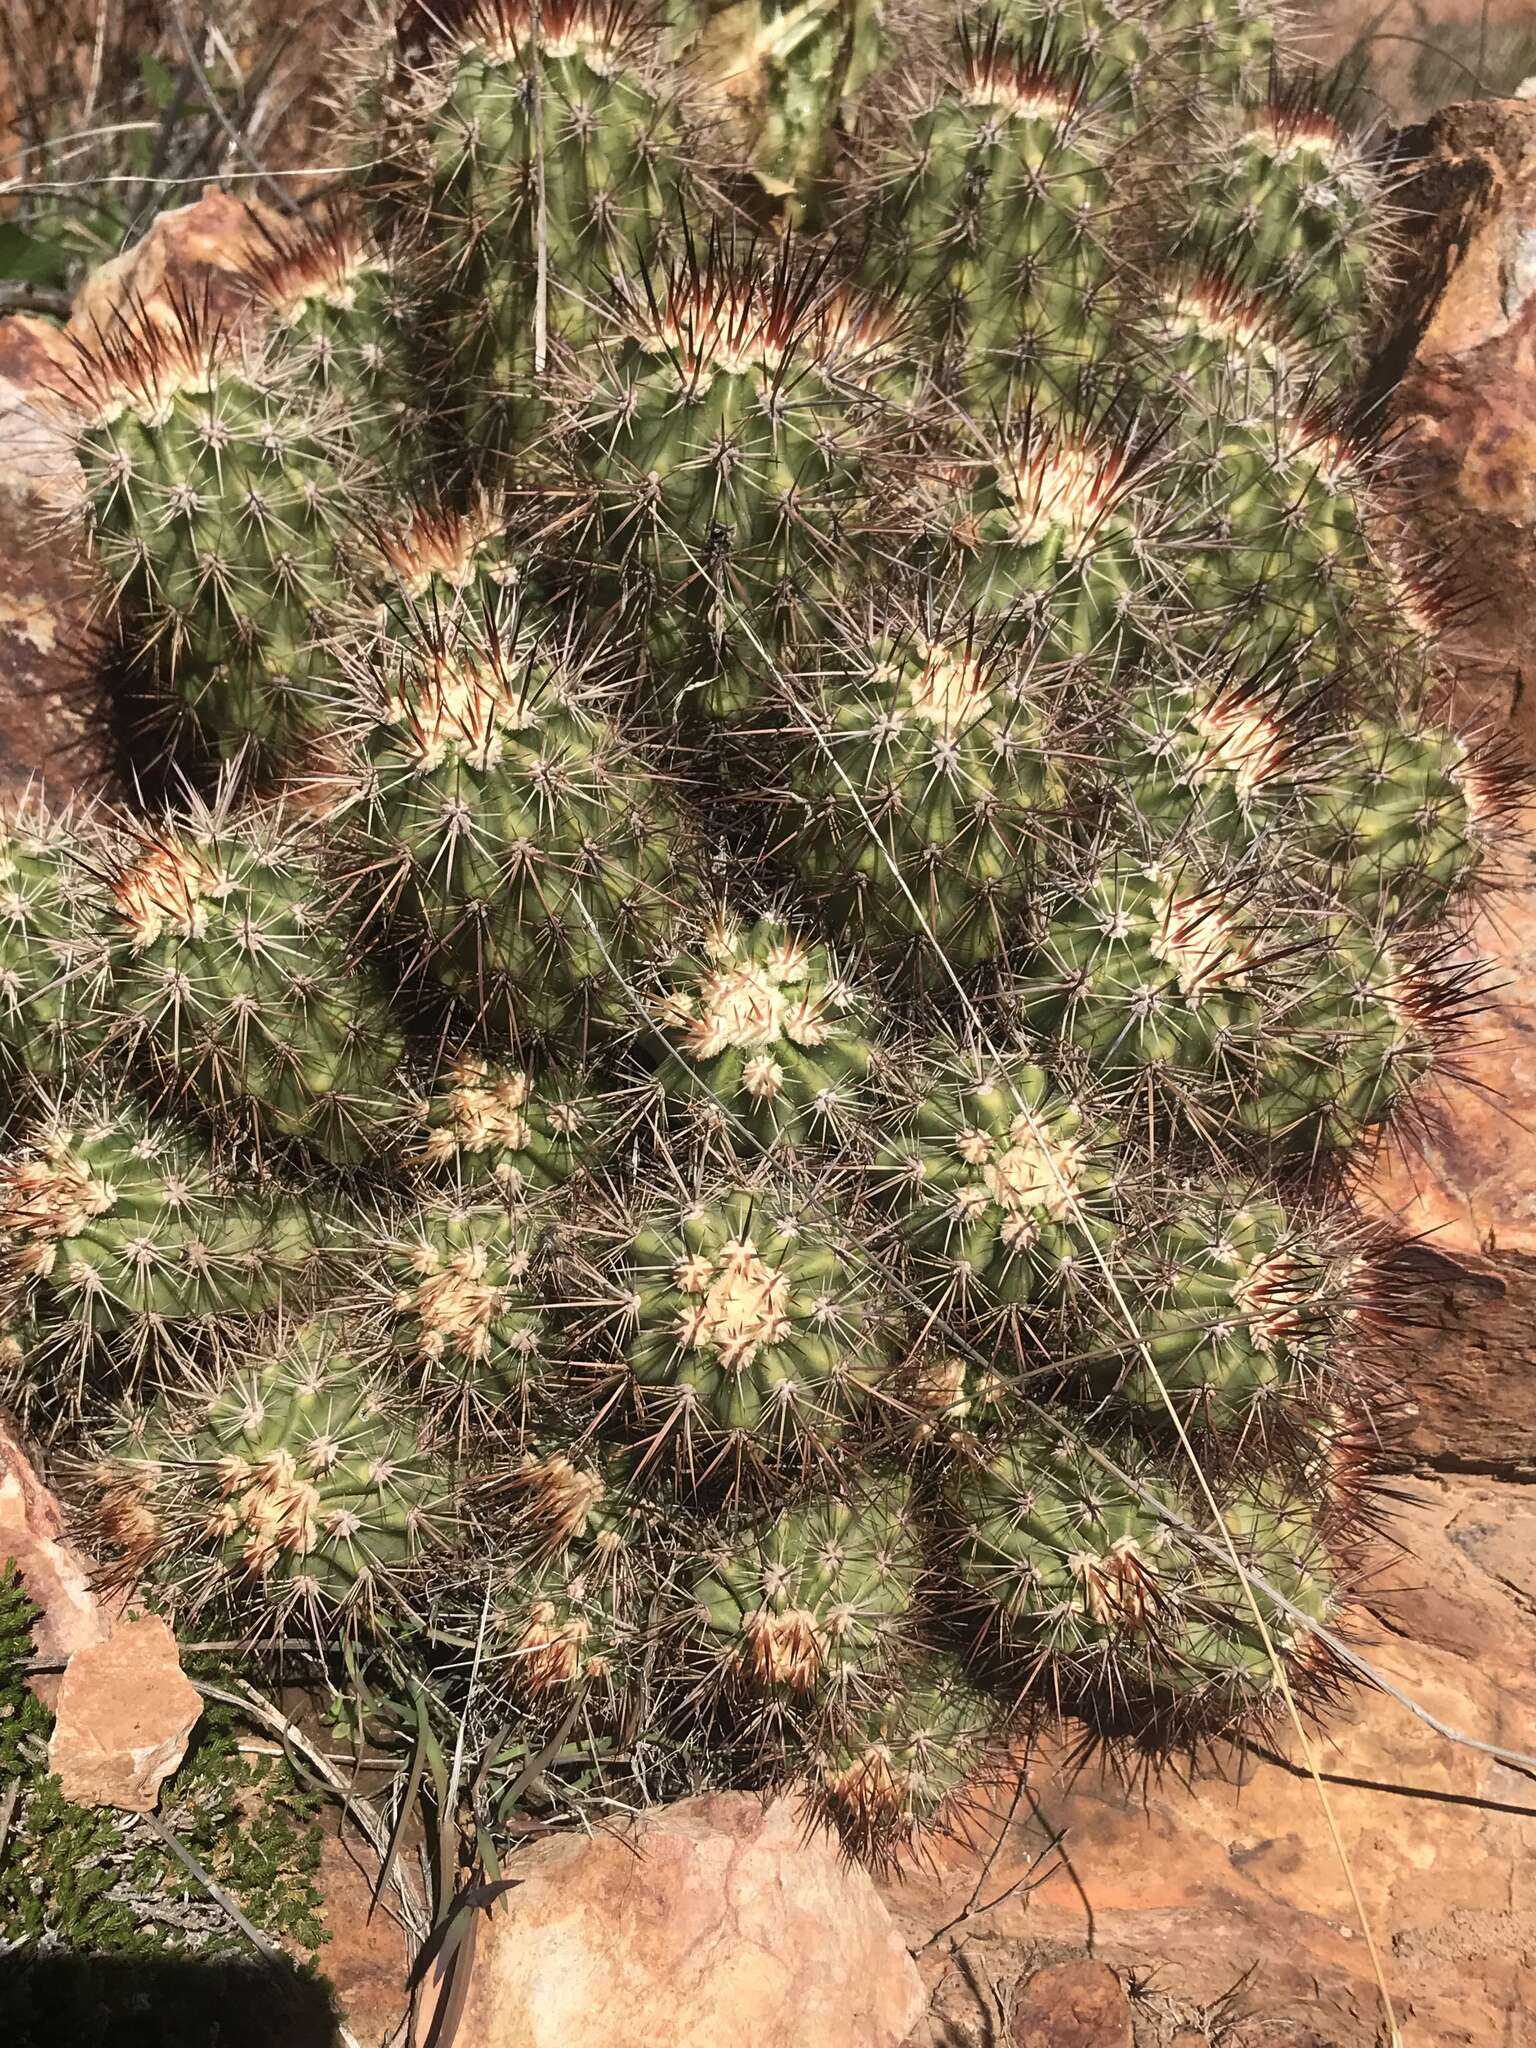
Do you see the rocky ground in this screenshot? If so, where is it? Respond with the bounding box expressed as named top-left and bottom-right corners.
top-left (2, 79), bottom-right (1536, 2048)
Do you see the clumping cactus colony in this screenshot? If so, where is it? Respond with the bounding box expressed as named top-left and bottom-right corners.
top-left (0, 0), bottom-right (1513, 1869)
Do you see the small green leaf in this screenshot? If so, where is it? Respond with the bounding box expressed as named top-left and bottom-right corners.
top-left (0, 221), bottom-right (75, 289)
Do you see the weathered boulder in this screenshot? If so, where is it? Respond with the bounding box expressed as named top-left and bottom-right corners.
top-left (435, 1792), bottom-right (925, 2048)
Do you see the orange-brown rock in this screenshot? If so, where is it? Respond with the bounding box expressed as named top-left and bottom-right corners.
top-left (68, 188), bottom-right (284, 343)
top-left (1290, 1), bottom-right (1536, 125)
top-left (0, 1416), bottom-right (111, 1706)
top-left (0, 309), bottom-right (104, 802)
top-left (1355, 104), bottom-right (1536, 1311)
top-left (1010, 1959), bottom-right (1132, 2048)
top-left (437, 1792), bottom-right (925, 2048)
top-left (47, 1612), bottom-right (201, 1813)
top-left (312, 1830), bottom-right (414, 2048)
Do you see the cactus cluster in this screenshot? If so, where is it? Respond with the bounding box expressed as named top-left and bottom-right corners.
top-left (0, 0), bottom-right (1506, 1868)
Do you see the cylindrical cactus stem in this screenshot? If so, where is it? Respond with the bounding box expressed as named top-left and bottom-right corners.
top-left (1173, 408), bottom-right (1378, 680)
top-left (1014, 847), bottom-right (1264, 1093)
top-left (984, 0), bottom-right (1159, 120)
top-left (83, 1314), bottom-right (456, 1628)
top-left (0, 1096), bottom-right (322, 1380)
top-left (382, 1199), bottom-right (549, 1428)
top-left (860, 21), bottom-right (1127, 409)
top-left (588, 1173), bottom-right (900, 1489)
top-left (381, 0), bottom-right (695, 461)
top-left (1106, 662), bottom-right (1301, 854)
top-left (66, 296), bottom-right (356, 764)
top-left (946, 1423), bottom-right (1355, 1728)
top-left (637, 909), bottom-right (878, 1152)
top-left (249, 199), bottom-right (425, 469)
top-left (477, 1435), bottom-right (660, 1698)
top-left (0, 800), bottom-right (115, 1086)
top-left (489, 1544), bottom-right (643, 1696)
top-left (1235, 919), bottom-right (1448, 1158)
top-left (805, 1652), bottom-right (999, 1868)
top-left (1157, 0), bottom-right (1276, 93)
top-left (1175, 76), bottom-right (1384, 369)
top-left (771, 602), bottom-right (1068, 976)
top-left (1075, 1191), bottom-right (1368, 1438)
top-left (869, 1048), bottom-right (1124, 1341)
top-left (1302, 718), bottom-right (1516, 929)
top-left (689, 1474), bottom-right (923, 1704)
top-left (1163, 1469), bottom-right (1350, 1726)
top-left (99, 797), bottom-right (404, 1167)
top-left (499, 1436), bottom-right (654, 1558)
top-left (1136, 262), bottom-right (1307, 416)
top-left (570, 226), bottom-right (909, 673)
top-left (409, 1053), bottom-right (613, 1197)
top-left (336, 587), bottom-right (690, 1048)
top-left (929, 414), bottom-right (1164, 663)
top-left (944, 1425), bottom-right (1190, 1687)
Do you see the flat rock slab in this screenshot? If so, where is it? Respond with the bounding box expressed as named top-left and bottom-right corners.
top-left (48, 1612), bottom-right (201, 1813)
top-left (440, 1791), bottom-right (925, 2048)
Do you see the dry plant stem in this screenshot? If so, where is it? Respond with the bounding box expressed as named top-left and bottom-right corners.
top-left (195, 1677), bottom-right (431, 1946)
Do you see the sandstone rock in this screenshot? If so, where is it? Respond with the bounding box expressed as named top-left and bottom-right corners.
top-left (1010, 1959), bottom-right (1131, 2048)
top-left (0, 310), bottom-right (105, 803)
top-left (1357, 105), bottom-right (1536, 1281)
top-left (1387, 1245), bottom-right (1536, 1475)
top-left (69, 188), bottom-right (285, 343)
top-left (0, 1416), bottom-right (111, 1706)
top-left (436, 1791), bottom-right (925, 2048)
top-left (312, 1830), bottom-right (413, 2048)
top-left (47, 1613), bottom-right (201, 1813)
top-left (1290, 0), bottom-right (1536, 126)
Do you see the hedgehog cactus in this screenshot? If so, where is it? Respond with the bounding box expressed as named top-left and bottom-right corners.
top-left (871, 1051), bottom-right (1122, 1335)
top-left (0, 1098), bottom-right (318, 1372)
top-left (383, 1200), bottom-right (548, 1423)
top-left (1, 0), bottom-right (1505, 1871)
top-left (0, 803), bottom-right (112, 1084)
top-left (340, 586), bottom-right (684, 1044)
top-left (641, 912), bottom-right (876, 1148)
top-left (101, 798), bottom-right (403, 1164)
top-left (1078, 1192), bottom-right (1364, 1435)
top-left (69, 300), bottom-right (353, 762)
top-left (690, 1477), bottom-right (922, 1700)
top-left (808, 1653), bottom-right (998, 1865)
top-left (86, 1317), bottom-right (454, 1623)
top-left (411, 1054), bottom-right (609, 1193)
top-left (600, 1178), bottom-right (898, 1483)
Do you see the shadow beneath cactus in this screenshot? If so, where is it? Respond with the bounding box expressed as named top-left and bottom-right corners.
top-left (0, 1950), bottom-right (341, 2048)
